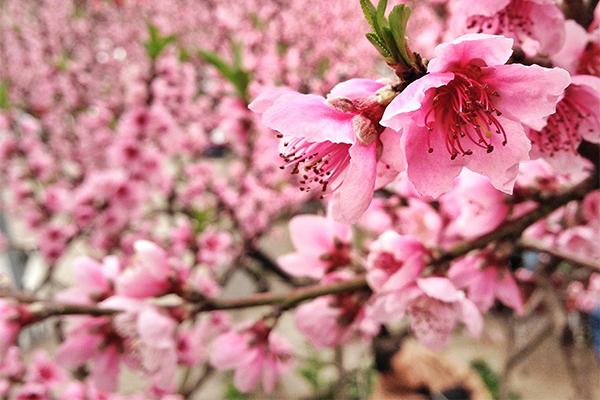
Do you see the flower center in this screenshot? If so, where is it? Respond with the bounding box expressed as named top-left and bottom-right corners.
top-left (425, 71), bottom-right (506, 160)
top-left (578, 42), bottom-right (600, 77)
top-left (465, 0), bottom-right (534, 48)
top-left (534, 93), bottom-right (592, 155)
top-left (279, 138), bottom-right (351, 195)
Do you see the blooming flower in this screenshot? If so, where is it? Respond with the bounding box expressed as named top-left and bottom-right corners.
top-left (527, 75), bottom-right (600, 173)
top-left (250, 79), bottom-right (404, 222)
top-left (449, 0), bottom-right (565, 56)
top-left (448, 252), bottom-right (524, 314)
top-left (116, 241), bottom-right (174, 298)
top-left (0, 301), bottom-right (28, 358)
top-left (368, 277), bottom-right (483, 349)
top-left (210, 323), bottom-right (293, 394)
top-left (277, 214), bottom-right (352, 279)
top-left (294, 273), bottom-right (377, 348)
top-left (56, 256), bottom-right (121, 305)
top-left (441, 169), bottom-right (509, 239)
top-left (381, 34), bottom-right (570, 198)
top-left (366, 231), bottom-right (428, 293)
top-left (552, 20), bottom-right (600, 76)
top-left (56, 317), bottom-right (126, 392)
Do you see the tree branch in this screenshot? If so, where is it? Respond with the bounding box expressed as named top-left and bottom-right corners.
top-left (1, 176), bottom-right (595, 323)
top-left (519, 238), bottom-right (600, 271)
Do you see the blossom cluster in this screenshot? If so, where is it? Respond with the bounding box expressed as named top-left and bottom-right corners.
top-left (0, 0), bottom-right (599, 398)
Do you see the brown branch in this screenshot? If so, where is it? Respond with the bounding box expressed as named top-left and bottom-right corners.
top-left (519, 238), bottom-right (600, 271)
top-left (1, 176), bottom-right (595, 323)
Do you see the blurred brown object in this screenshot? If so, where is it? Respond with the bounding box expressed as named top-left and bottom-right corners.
top-left (370, 333), bottom-right (491, 400)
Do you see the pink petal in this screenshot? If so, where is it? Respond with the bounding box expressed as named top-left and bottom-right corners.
top-left (377, 128), bottom-right (406, 182)
top-left (210, 332), bottom-right (251, 370)
top-left (248, 87), bottom-right (293, 114)
top-left (234, 354), bottom-right (263, 393)
top-left (452, 0), bottom-right (510, 17)
top-left (462, 116), bottom-right (531, 194)
top-left (527, 0), bottom-right (566, 56)
top-left (380, 73), bottom-right (454, 131)
top-left (381, 255), bottom-right (424, 292)
top-left (495, 272), bottom-right (524, 315)
top-left (468, 268), bottom-right (497, 312)
top-left (262, 93), bottom-right (355, 144)
top-left (261, 357), bottom-right (279, 393)
top-left (277, 253), bottom-right (327, 280)
top-left (459, 298), bottom-right (484, 338)
top-left (73, 257), bottom-right (109, 293)
top-left (288, 215), bottom-right (334, 254)
top-left (483, 64), bottom-right (571, 130)
top-left (417, 277), bottom-right (462, 302)
top-left (551, 21), bottom-right (589, 73)
top-left (448, 257), bottom-right (481, 288)
top-left (327, 79), bottom-right (384, 100)
top-left (402, 125), bottom-right (463, 198)
top-left (330, 142), bottom-right (377, 223)
top-left (428, 34), bottom-right (514, 73)
top-left (56, 334), bottom-right (102, 368)
top-left (570, 76), bottom-right (600, 143)
top-left (137, 308), bottom-right (176, 348)
top-left (90, 346), bottom-right (120, 393)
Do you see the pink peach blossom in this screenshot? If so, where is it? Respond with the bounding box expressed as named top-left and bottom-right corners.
top-left (449, 253), bottom-right (524, 314)
top-left (528, 75), bottom-right (600, 173)
top-left (368, 277), bottom-right (482, 349)
top-left (278, 214), bottom-right (352, 279)
top-left (552, 20), bottom-right (600, 76)
top-left (381, 34), bottom-right (570, 198)
top-left (251, 79), bottom-right (404, 222)
top-left (210, 323), bottom-right (293, 394)
top-left (441, 170), bottom-right (509, 239)
top-left (366, 231), bottom-right (428, 293)
top-left (449, 0), bottom-right (565, 56)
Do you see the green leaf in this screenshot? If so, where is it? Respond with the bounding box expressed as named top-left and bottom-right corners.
top-left (388, 5), bottom-right (413, 66)
top-left (224, 382), bottom-right (248, 400)
top-left (365, 32), bottom-right (393, 61)
top-left (471, 359), bottom-right (500, 399)
top-left (376, 0), bottom-right (389, 20)
top-left (144, 24), bottom-right (176, 61)
top-left (0, 81), bottom-right (10, 109)
top-left (199, 49), bottom-right (251, 101)
top-left (380, 26), bottom-right (401, 61)
top-left (470, 359), bottom-right (520, 400)
top-left (360, 0), bottom-right (377, 31)
top-left (178, 47), bottom-right (191, 62)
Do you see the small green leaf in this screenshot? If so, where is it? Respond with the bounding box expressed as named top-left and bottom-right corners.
top-left (224, 382), bottom-right (248, 400)
top-left (360, 0), bottom-right (377, 31)
top-left (388, 5), bottom-right (414, 66)
top-left (199, 48), bottom-right (251, 101)
top-left (144, 24), bottom-right (176, 60)
top-left (366, 32), bottom-right (393, 61)
top-left (0, 81), bottom-right (10, 109)
top-left (178, 47), bottom-right (191, 62)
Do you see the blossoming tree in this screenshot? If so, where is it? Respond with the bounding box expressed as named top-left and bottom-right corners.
top-left (0, 0), bottom-right (599, 399)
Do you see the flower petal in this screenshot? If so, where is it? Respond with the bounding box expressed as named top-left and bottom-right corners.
top-left (277, 253), bottom-right (327, 280)
top-left (288, 215), bottom-right (334, 254)
top-left (417, 277), bottom-right (462, 302)
top-left (262, 93), bottom-right (355, 144)
top-left (483, 64), bottom-right (571, 130)
top-left (463, 116), bottom-right (531, 194)
top-left (330, 142), bottom-right (377, 223)
top-left (403, 125), bottom-right (464, 198)
top-left (380, 73), bottom-right (454, 131)
top-left (248, 87), bottom-right (294, 114)
top-left (327, 79), bottom-right (384, 100)
top-left (428, 34), bottom-right (514, 73)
